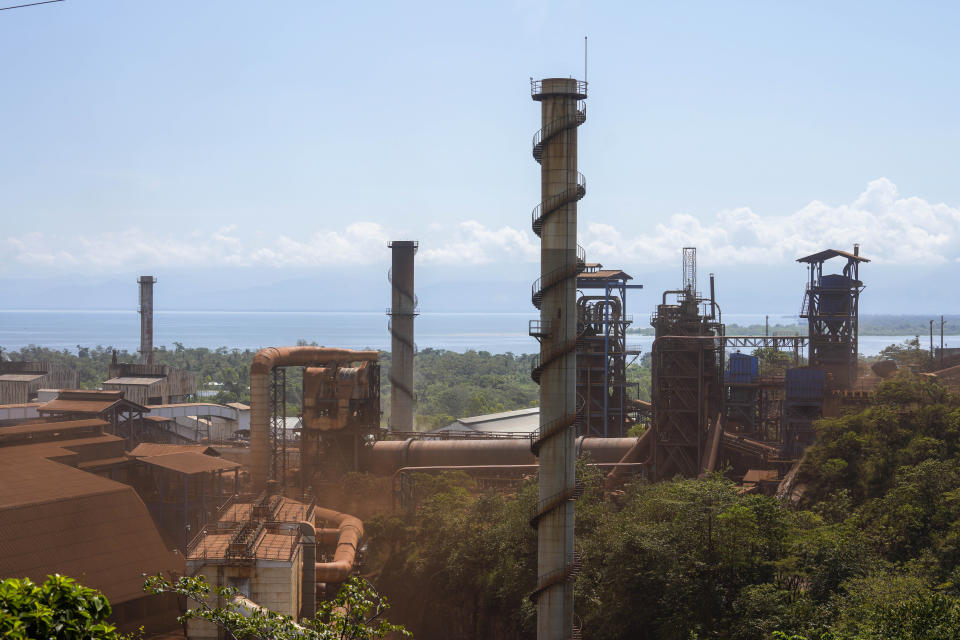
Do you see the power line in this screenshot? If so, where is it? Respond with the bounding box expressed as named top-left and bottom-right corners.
top-left (0, 0), bottom-right (64, 11)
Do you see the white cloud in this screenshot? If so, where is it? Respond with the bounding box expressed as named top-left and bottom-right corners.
top-left (582, 178), bottom-right (960, 266)
top-left (3, 179), bottom-right (958, 273)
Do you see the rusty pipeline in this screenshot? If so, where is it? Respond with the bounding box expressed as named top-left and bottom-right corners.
top-left (250, 347), bottom-right (378, 491)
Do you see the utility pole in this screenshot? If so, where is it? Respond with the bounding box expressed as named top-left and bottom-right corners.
top-left (941, 315), bottom-right (946, 369)
top-left (930, 319), bottom-right (935, 363)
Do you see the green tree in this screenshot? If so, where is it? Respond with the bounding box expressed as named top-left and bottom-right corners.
top-left (144, 573), bottom-right (408, 640)
top-left (0, 575), bottom-right (123, 640)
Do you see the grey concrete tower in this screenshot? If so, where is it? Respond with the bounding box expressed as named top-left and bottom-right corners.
top-left (528, 77), bottom-right (587, 640)
top-left (388, 241), bottom-right (418, 431)
top-left (138, 275), bottom-right (157, 364)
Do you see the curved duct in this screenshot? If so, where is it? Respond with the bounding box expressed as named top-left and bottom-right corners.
top-left (313, 507), bottom-right (364, 584)
top-left (250, 347), bottom-right (378, 491)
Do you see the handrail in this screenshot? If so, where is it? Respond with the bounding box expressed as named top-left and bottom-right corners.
top-left (531, 172), bottom-right (586, 235)
top-left (532, 102), bottom-right (586, 160)
top-left (531, 245), bottom-right (587, 309)
top-left (530, 78), bottom-right (588, 99)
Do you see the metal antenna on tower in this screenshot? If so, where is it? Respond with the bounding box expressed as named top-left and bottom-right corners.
top-left (584, 36), bottom-right (588, 85)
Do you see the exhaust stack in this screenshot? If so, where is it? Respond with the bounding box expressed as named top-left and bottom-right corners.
top-left (387, 241), bottom-right (418, 431)
top-left (138, 275), bottom-right (156, 364)
top-left (529, 76), bottom-right (587, 640)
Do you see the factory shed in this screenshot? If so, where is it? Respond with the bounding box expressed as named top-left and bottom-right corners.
top-left (0, 420), bottom-right (184, 634)
top-left (0, 361), bottom-right (77, 404)
top-left (104, 362), bottom-right (197, 406)
top-left (126, 446), bottom-right (242, 550)
top-left (432, 407), bottom-right (540, 436)
top-left (37, 390), bottom-right (149, 445)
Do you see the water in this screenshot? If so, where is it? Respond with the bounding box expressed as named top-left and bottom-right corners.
top-left (0, 310), bottom-right (936, 357)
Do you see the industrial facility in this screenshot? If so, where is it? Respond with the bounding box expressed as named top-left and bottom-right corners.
top-left (1, 74), bottom-right (944, 640)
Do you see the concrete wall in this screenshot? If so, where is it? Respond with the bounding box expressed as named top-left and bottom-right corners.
top-left (186, 549), bottom-right (302, 639)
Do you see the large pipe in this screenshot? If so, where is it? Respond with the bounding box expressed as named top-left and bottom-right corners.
top-left (604, 429), bottom-right (652, 489)
top-left (363, 437), bottom-right (637, 476)
top-left (250, 347), bottom-right (378, 491)
top-left (313, 507), bottom-right (364, 584)
top-left (388, 240), bottom-right (417, 431)
top-left (138, 275), bottom-right (156, 364)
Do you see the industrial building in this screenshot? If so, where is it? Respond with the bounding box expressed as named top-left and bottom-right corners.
top-left (104, 361), bottom-right (198, 406)
top-left (0, 70), bottom-right (893, 640)
top-left (0, 418), bottom-right (184, 634)
top-left (0, 360), bottom-right (77, 404)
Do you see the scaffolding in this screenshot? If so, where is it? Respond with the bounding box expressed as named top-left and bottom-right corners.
top-left (798, 246), bottom-right (869, 389)
top-left (574, 264), bottom-right (644, 437)
top-left (650, 249), bottom-right (725, 480)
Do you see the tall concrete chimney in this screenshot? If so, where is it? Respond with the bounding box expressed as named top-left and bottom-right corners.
top-left (388, 241), bottom-right (417, 431)
top-left (528, 77), bottom-right (587, 640)
top-left (138, 275), bottom-right (156, 364)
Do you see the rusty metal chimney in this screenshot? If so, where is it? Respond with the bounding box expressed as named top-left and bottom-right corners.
top-left (528, 76), bottom-right (587, 640)
top-left (138, 275), bottom-right (156, 364)
top-left (387, 241), bottom-right (418, 431)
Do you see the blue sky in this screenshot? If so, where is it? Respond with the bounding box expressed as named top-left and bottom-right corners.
top-left (1, 1), bottom-right (958, 313)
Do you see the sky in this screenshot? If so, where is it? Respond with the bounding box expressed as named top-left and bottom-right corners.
top-left (1, 1), bottom-right (959, 314)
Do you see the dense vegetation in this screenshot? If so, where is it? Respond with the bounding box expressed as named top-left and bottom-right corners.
top-left (4, 344), bottom-right (563, 429)
top-left (365, 373), bottom-right (960, 640)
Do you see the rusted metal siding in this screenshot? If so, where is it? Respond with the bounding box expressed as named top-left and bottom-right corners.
top-left (0, 362), bottom-right (78, 404)
top-left (106, 363), bottom-right (198, 405)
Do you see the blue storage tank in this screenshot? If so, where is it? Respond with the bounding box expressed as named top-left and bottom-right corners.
top-left (726, 353), bottom-right (759, 383)
top-left (818, 274), bottom-right (852, 315)
top-left (785, 368), bottom-right (825, 400)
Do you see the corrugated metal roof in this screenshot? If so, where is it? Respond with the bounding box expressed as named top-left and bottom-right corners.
top-left (578, 269), bottom-right (633, 280)
top-left (139, 452), bottom-right (240, 475)
top-left (796, 249), bottom-right (870, 263)
top-left (0, 451), bottom-right (184, 603)
top-left (434, 407), bottom-right (540, 434)
top-left (38, 395), bottom-right (147, 414)
top-left (0, 419), bottom-right (107, 446)
top-left (0, 374), bottom-right (45, 382)
top-left (128, 443), bottom-right (220, 458)
top-left (38, 399), bottom-right (120, 414)
top-left (103, 377), bottom-right (164, 386)
top-left (58, 390), bottom-right (125, 400)
top-left (76, 456), bottom-right (130, 470)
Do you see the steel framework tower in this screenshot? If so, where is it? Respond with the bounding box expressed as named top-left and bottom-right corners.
top-left (528, 76), bottom-right (586, 640)
top-left (575, 265), bottom-right (643, 437)
top-left (650, 249), bottom-right (725, 480)
top-left (798, 246), bottom-right (868, 389)
top-left (387, 241), bottom-right (418, 431)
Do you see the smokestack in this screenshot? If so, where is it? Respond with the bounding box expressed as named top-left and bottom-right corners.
top-left (709, 273), bottom-right (716, 320)
top-left (388, 241), bottom-right (417, 431)
top-left (529, 76), bottom-right (586, 640)
top-left (854, 243), bottom-right (860, 256)
top-left (138, 276), bottom-right (156, 364)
